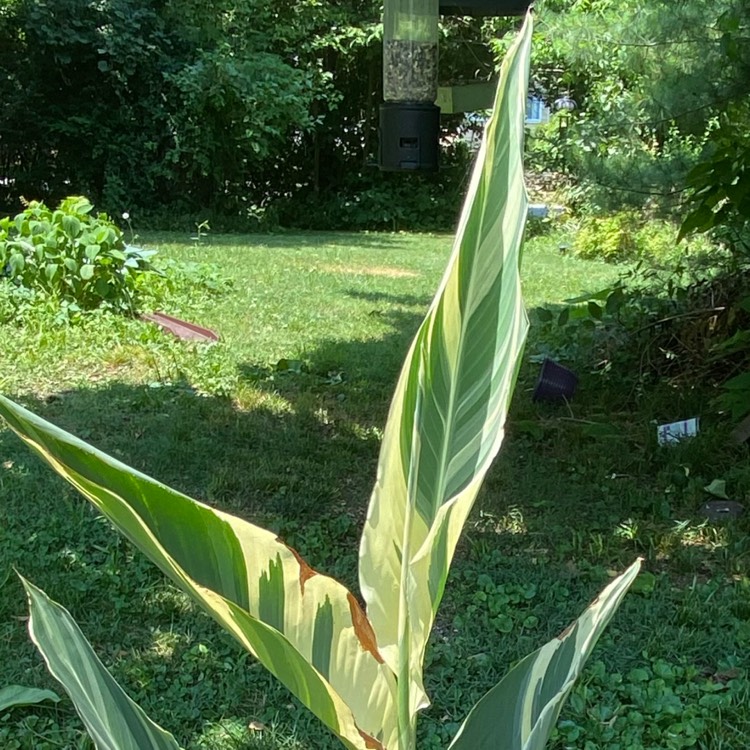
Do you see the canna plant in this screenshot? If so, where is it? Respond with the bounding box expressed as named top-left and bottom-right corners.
top-left (0, 14), bottom-right (640, 750)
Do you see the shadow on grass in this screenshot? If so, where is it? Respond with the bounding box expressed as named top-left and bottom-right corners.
top-left (143, 230), bottom-right (443, 251)
top-left (344, 289), bottom-right (434, 308)
top-left (4, 309), bottom-right (750, 580)
top-left (4, 307), bottom-right (750, 597)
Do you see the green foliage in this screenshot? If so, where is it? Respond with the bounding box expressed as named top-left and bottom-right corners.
top-left (0, 285), bottom-right (40, 325)
top-left (0, 685), bottom-right (60, 713)
top-left (535, 224), bottom-right (750, 434)
top-left (0, 196), bottom-right (155, 314)
top-left (573, 213), bottom-right (705, 264)
top-left (534, 0), bottom-right (750, 425)
top-left (675, 102), bottom-right (750, 425)
top-left (574, 212), bottom-right (641, 262)
top-left (0, 22), bottom-right (641, 750)
top-left (633, 221), bottom-right (686, 265)
top-left (277, 163), bottom-right (470, 232)
top-left (554, 658), bottom-right (750, 750)
top-left (0, 0), bottom-right (509, 229)
top-left (529, 0), bottom-right (750, 213)
top-left (0, 0), bottom-right (330, 216)
top-left (679, 102), bottom-right (750, 254)
top-left (136, 257), bottom-right (232, 306)
top-left (165, 46), bottom-right (316, 209)
top-left (716, 371), bottom-right (750, 422)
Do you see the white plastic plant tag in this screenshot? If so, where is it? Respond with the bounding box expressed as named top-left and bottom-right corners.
top-left (657, 417), bottom-right (699, 445)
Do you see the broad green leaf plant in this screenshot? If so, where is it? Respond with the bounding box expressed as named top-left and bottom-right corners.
top-left (0, 196), bottom-right (156, 314)
top-left (0, 15), bottom-right (640, 750)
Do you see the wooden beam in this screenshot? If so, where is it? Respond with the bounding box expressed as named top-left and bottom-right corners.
top-left (439, 0), bottom-right (531, 16)
top-left (436, 82), bottom-right (496, 114)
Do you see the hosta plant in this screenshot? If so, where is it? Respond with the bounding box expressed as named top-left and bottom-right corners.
top-left (0, 15), bottom-right (640, 750)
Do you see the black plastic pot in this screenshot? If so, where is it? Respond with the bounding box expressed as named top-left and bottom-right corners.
top-left (532, 358), bottom-right (578, 402)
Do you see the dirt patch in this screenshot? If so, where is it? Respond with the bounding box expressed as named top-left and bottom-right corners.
top-left (321, 264), bottom-right (419, 279)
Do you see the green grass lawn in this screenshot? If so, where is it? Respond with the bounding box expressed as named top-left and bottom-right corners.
top-left (1, 231), bottom-right (749, 749)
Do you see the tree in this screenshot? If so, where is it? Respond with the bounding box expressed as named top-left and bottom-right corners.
top-left (0, 0), bottom-right (321, 215)
top-left (527, 0), bottom-right (750, 213)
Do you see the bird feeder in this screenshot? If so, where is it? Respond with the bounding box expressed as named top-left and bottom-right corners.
top-left (379, 0), bottom-right (441, 172)
top-left (379, 0), bottom-right (532, 171)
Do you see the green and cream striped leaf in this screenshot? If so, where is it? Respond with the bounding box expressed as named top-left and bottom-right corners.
top-left (359, 13), bottom-right (533, 732)
top-left (21, 576), bottom-right (183, 750)
top-left (0, 396), bottom-right (397, 750)
top-left (448, 560), bottom-right (642, 750)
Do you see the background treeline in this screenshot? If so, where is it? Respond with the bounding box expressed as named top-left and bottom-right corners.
top-left (0, 0), bottom-right (748, 231)
top-left (0, 0), bottom-right (511, 230)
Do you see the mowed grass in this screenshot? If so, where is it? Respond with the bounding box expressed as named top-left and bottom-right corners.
top-left (1, 230), bottom-right (749, 749)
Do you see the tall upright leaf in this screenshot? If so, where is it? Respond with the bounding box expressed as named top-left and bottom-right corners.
top-left (359, 14), bottom-right (533, 738)
top-left (0, 395), bottom-right (397, 750)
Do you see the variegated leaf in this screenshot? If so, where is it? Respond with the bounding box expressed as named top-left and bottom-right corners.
top-left (0, 396), bottom-right (397, 750)
top-left (448, 560), bottom-right (642, 750)
top-left (21, 576), bottom-right (183, 750)
top-left (359, 12), bottom-right (534, 737)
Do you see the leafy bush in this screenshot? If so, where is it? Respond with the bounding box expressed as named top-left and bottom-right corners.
top-left (534, 232), bottom-right (750, 430)
top-left (277, 162), bottom-right (470, 233)
top-left (0, 196), bottom-right (156, 313)
top-left (574, 213), bottom-right (709, 265)
top-left (574, 212), bottom-right (641, 262)
top-left (679, 103), bottom-right (750, 255)
top-left (633, 221), bottom-right (684, 265)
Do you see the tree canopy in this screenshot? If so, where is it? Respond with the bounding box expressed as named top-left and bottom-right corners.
top-left (1, 0), bottom-right (747, 229)
top-left (528, 0), bottom-right (750, 213)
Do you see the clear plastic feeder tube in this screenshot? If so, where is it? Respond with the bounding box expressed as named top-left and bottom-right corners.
top-left (383, 0), bottom-right (439, 103)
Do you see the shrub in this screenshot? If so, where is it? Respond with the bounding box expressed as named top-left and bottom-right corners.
top-left (0, 196), bottom-right (156, 313)
top-left (574, 213), bottom-right (710, 265)
top-left (276, 170), bottom-right (467, 232)
top-left (574, 211), bottom-right (641, 262)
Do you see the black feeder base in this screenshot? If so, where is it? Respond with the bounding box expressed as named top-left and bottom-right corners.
top-left (379, 102), bottom-right (440, 172)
